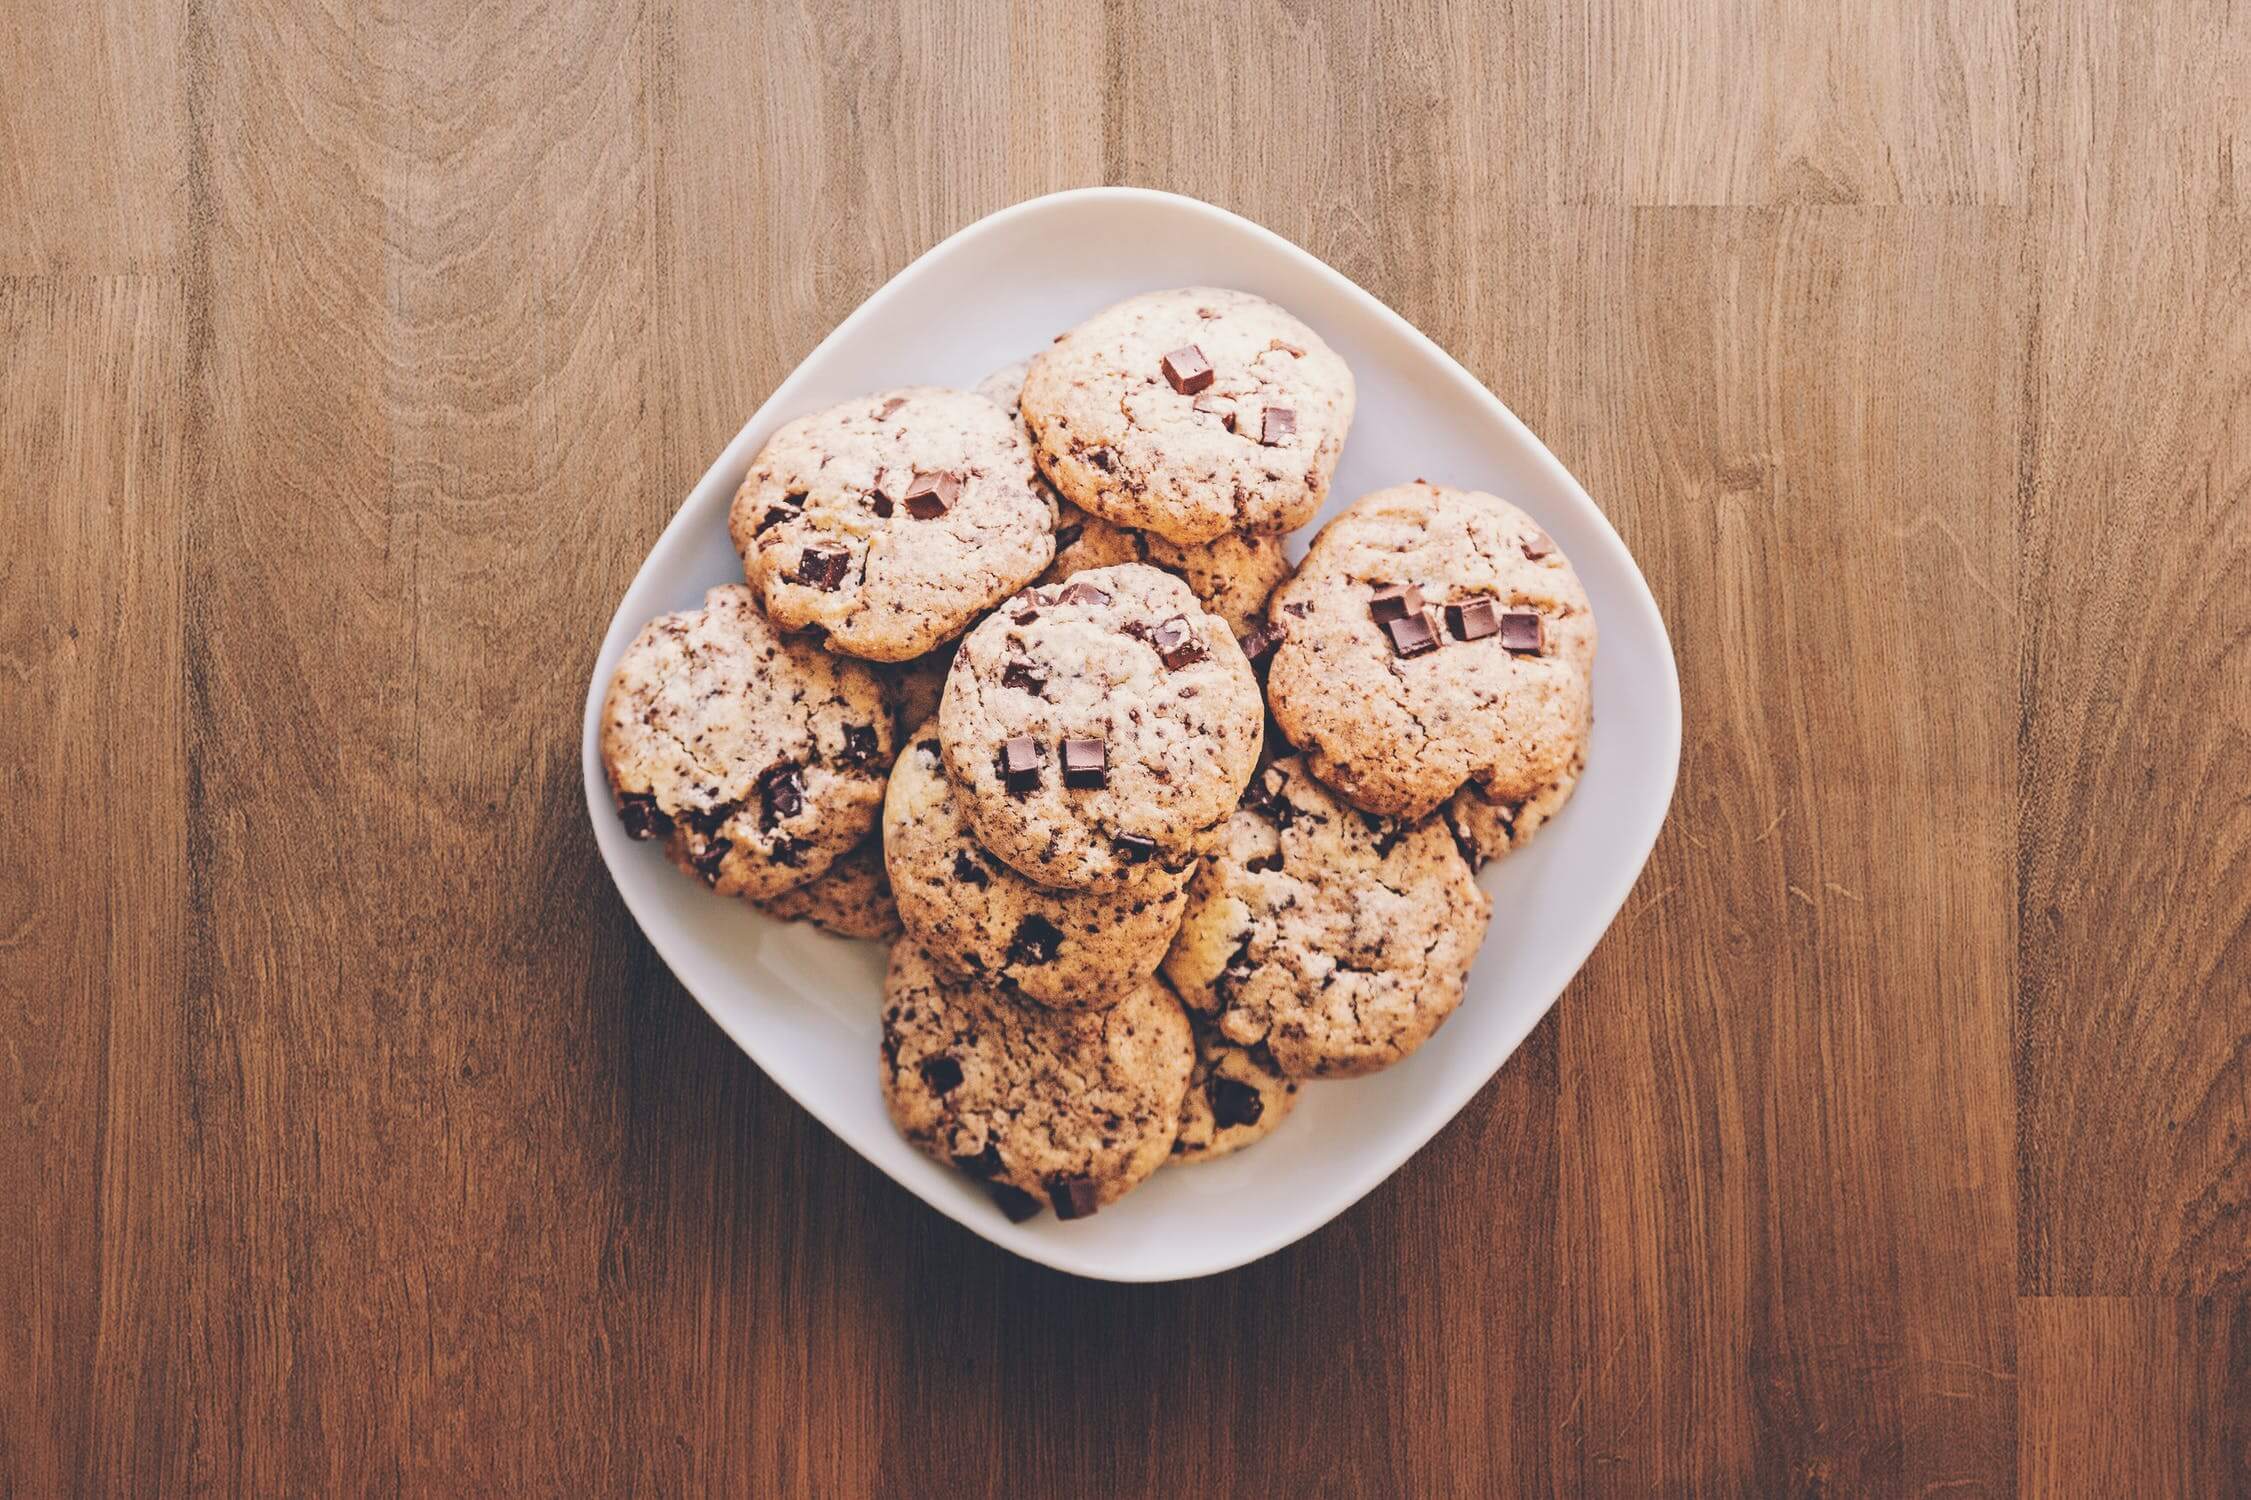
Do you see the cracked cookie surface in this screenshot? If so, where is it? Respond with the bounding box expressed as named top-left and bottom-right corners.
top-left (754, 834), bottom-right (900, 939)
top-left (1171, 1020), bottom-right (1299, 1163)
top-left (599, 584), bottom-right (894, 900)
top-left (1161, 757), bottom-right (1491, 1078)
top-left (729, 387), bottom-right (1054, 661)
top-left (880, 940), bottom-right (1193, 1219)
top-left (977, 359), bottom-right (1292, 636)
top-left (1266, 481), bottom-right (1595, 820)
top-left (1019, 288), bottom-right (1355, 545)
top-left (939, 562), bottom-right (1264, 890)
top-left (1445, 735), bottom-right (1587, 867)
top-left (885, 722), bottom-right (1191, 1008)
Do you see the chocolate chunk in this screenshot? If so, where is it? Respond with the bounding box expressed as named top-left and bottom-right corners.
top-left (769, 835), bottom-right (808, 867)
top-left (754, 505), bottom-right (795, 535)
top-left (1061, 737), bottom-right (1107, 789)
top-left (1146, 615), bottom-right (1207, 670)
top-left (1209, 1075), bottom-right (1265, 1129)
top-left (988, 1184), bottom-right (1043, 1222)
top-left (1054, 523), bottom-right (1084, 552)
top-left (1368, 584), bottom-right (1424, 624)
top-left (1260, 407), bottom-right (1296, 445)
top-left (616, 791), bottom-right (669, 841)
top-left (916, 737), bottom-right (941, 761)
top-left (1161, 344), bottom-right (1215, 395)
top-left (920, 1055), bottom-right (964, 1094)
top-left (951, 850), bottom-right (991, 887)
top-left (1001, 659), bottom-right (1049, 696)
top-left (876, 395), bottom-right (908, 418)
top-left (1385, 612), bottom-right (1441, 658)
top-left (791, 544), bottom-right (849, 590)
top-left (1521, 529), bottom-right (1554, 560)
top-left (903, 469), bottom-right (959, 520)
top-left (681, 802), bottom-right (734, 839)
top-left (1008, 914), bottom-right (1064, 966)
top-left (1284, 601), bottom-right (1311, 619)
top-left (1056, 581), bottom-right (1110, 607)
top-left (1498, 611), bottom-right (1546, 654)
top-left (1047, 1175), bottom-right (1100, 1220)
top-left (870, 491), bottom-right (894, 518)
top-left (1087, 446), bottom-right (1114, 472)
top-left (757, 763), bottom-right (804, 828)
top-left (1237, 620), bottom-right (1284, 663)
top-left (1216, 939), bottom-right (1256, 1000)
top-left (1000, 735), bottom-right (1042, 794)
top-left (1445, 597), bottom-right (1499, 642)
top-left (1267, 337), bottom-right (1305, 358)
top-left (952, 1142), bottom-right (1004, 1179)
top-left (1246, 850), bottom-right (1284, 874)
top-left (690, 838), bottom-right (731, 885)
top-left (1008, 590), bottom-right (1045, 625)
top-left (1114, 833), bottom-right (1158, 862)
top-left (839, 724), bottom-right (881, 767)
top-left (1191, 391), bottom-right (1236, 431)
top-left (1360, 810), bottom-right (1405, 857)
top-left (1242, 770), bottom-right (1293, 827)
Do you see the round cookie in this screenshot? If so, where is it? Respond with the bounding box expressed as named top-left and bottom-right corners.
top-left (978, 357), bottom-right (1292, 637)
top-left (1020, 288), bottom-right (1355, 545)
top-left (1162, 757), bottom-right (1491, 1079)
top-left (885, 721), bottom-right (1192, 1008)
top-left (599, 585), bottom-right (894, 900)
top-left (1171, 1022), bottom-right (1299, 1164)
top-left (938, 562), bottom-right (1264, 889)
top-left (1265, 481), bottom-right (1595, 820)
top-left (729, 387), bottom-right (1054, 661)
top-left (880, 940), bottom-right (1193, 1220)
top-left (753, 835), bottom-right (900, 940)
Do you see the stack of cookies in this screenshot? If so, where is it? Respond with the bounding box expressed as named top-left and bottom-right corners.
top-left (599, 287), bottom-right (1597, 1225)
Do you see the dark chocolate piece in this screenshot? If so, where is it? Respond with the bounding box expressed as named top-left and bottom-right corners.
top-left (768, 835), bottom-right (808, 867)
top-left (952, 850), bottom-right (991, 888)
top-left (1385, 612), bottom-right (1440, 658)
top-left (1086, 446), bottom-right (1114, 472)
top-left (791, 544), bottom-right (849, 590)
top-left (903, 470), bottom-right (959, 520)
top-left (839, 724), bottom-right (882, 767)
top-left (1521, 529), bottom-right (1554, 560)
top-left (1056, 580), bottom-right (1110, 607)
top-left (1060, 737), bottom-right (1107, 789)
top-left (952, 1142), bottom-right (1004, 1179)
top-left (616, 791), bottom-right (669, 841)
top-left (869, 491), bottom-right (894, 518)
top-left (1146, 615), bottom-right (1206, 670)
top-left (755, 505), bottom-right (795, 535)
top-left (758, 762), bottom-right (804, 827)
top-left (988, 1184), bottom-right (1043, 1222)
top-left (1209, 1075), bottom-right (1265, 1129)
top-left (690, 838), bottom-right (731, 885)
top-left (1008, 914), bottom-right (1064, 966)
top-left (1161, 344), bottom-right (1215, 395)
top-left (1368, 584), bottom-right (1424, 624)
top-left (920, 1055), bottom-right (964, 1094)
top-left (1498, 611), bottom-right (1545, 654)
top-left (1000, 735), bottom-right (1043, 793)
top-left (1445, 597), bottom-right (1499, 642)
top-left (1047, 1175), bottom-right (1100, 1220)
top-left (1259, 406), bottom-right (1295, 445)
top-left (1283, 601), bottom-right (1311, 618)
top-left (1001, 659), bottom-right (1049, 696)
top-left (1237, 620), bottom-right (1284, 663)
top-left (1114, 832), bottom-right (1158, 862)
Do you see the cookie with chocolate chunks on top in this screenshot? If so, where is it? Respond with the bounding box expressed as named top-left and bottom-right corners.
top-left (884, 723), bottom-right (1193, 1007)
top-left (1019, 288), bottom-right (1355, 545)
top-left (729, 386), bottom-right (1054, 662)
top-left (1265, 481), bottom-right (1595, 821)
top-left (879, 940), bottom-right (1193, 1222)
top-left (599, 584), bottom-right (894, 901)
top-left (939, 562), bottom-right (1264, 890)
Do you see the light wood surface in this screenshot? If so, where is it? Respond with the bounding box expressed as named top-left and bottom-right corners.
top-left (4, 2), bottom-right (2245, 1494)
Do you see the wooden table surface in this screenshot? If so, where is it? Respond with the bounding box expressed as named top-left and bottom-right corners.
top-left (6, 2), bottom-right (2247, 1494)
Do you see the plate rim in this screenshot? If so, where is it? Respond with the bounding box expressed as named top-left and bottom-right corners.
top-left (580, 185), bottom-right (1682, 1282)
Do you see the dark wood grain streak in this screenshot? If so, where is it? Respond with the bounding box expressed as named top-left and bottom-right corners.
top-left (1, 1), bottom-right (2244, 1494)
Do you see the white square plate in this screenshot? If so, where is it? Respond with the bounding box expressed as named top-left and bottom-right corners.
top-left (581, 188), bottom-right (1680, 1282)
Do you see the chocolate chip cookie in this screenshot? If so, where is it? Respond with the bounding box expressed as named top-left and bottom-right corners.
top-left (1171, 1021), bottom-right (1298, 1164)
top-left (1020, 288), bottom-right (1355, 545)
top-left (885, 722), bottom-right (1191, 1007)
top-left (939, 562), bottom-right (1264, 889)
top-left (754, 834), bottom-right (900, 940)
top-left (1265, 481), bottom-right (1595, 820)
top-left (729, 387), bottom-right (1054, 661)
top-left (880, 940), bottom-right (1193, 1221)
top-left (1162, 757), bottom-right (1491, 1078)
top-left (599, 584), bottom-right (894, 900)
top-left (977, 358), bottom-right (1292, 636)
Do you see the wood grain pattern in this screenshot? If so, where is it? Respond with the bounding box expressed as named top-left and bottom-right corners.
top-left (2, 1), bottom-right (2245, 1494)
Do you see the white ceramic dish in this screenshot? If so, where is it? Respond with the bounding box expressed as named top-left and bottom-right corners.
top-left (581, 187), bottom-right (1680, 1282)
